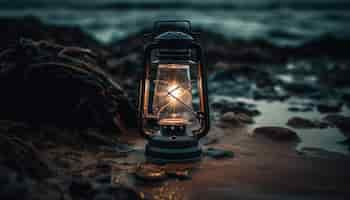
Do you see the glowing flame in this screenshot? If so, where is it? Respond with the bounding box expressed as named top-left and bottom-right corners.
top-left (167, 84), bottom-right (183, 104)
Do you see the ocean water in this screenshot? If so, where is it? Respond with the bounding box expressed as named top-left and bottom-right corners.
top-left (0, 0), bottom-right (350, 45)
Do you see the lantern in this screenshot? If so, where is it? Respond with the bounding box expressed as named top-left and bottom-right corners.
top-left (138, 20), bottom-right (210, 163)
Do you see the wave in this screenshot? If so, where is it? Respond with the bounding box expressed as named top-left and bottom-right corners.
top-left (1, 1), bottom-right (350, 11)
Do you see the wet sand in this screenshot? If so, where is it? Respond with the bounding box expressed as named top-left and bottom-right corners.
top-left (112, 124), bottom-right (350, 200)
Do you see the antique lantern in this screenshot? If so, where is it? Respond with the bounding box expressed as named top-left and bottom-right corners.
top-left (138, 20), bottom-right (210, 163)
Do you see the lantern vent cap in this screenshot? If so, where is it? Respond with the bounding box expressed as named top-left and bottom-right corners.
top-left (155, 31), bottom-right (194, 41)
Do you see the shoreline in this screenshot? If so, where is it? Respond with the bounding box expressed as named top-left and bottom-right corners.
top-left (0, 16), bottom-right (350, 200)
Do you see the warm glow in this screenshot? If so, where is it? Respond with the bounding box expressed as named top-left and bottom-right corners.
top-left (167, 84), bottom-right (184, 104)
top-left (152, 63), bottom-right (193, 125)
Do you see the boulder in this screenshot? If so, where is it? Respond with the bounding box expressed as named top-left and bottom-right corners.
top-left (0, 39), bottom-right (137, 131)
top-left (253, 126), bottom-right (299, 141)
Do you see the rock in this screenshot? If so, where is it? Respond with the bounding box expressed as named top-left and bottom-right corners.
top-left (114, 143), bottom-right (135, 154)
top-left (82, 129), bottom-right (118, 147)
top-left (0, 179), bottom-right (30, 200)
top-left (166, 169), bottom-right (192, 180)
top-left (95, 175), bottom-right (111, 184)
top-left (94, 184), bottom-right (141, 200)
top-left (297, 147), bottom-right (349, 160)
top-left (253, 86), bottom-right (289, 101)
top-left (0, 166), bottom-right (31, 200)
top-left (288, 101), bottom-right (314, 112)
top-left (199, 136), bottom-right (219, 145)
top-left (69, 177), bottom-right (93, 198)
top-left (323, 115), bottom-right (350, 137)
top-left (282, 81), bottom-right (320, 96)
top-left (288, 106), bottom-right (313, 112)
top-left (253, 126), bottom-right (299, 141)
top-left (204, 148), bottom-right (235, 159)
top-left (220, 112), bottom-right (254, 127)
top-left (339, 138), bottom-right (350, 145)
top-left (0, 134), bottom-right (54, 179)
top-left (0, 16), bottom-right (107, 55)
top-left (135, 164), bottom-right (167, 182)
top-left (94, 194), bottom-right (114, 200)
top-left (316, 100), bottom-right (343, 113)
top-left (212, 100), bottom-right (260, 116)
top-left (340, 88), bottom-right (350, 103)
top-left (209, 65), bottom-right (271, 83)
top-left (0, 166), bottom-right (17, 188)
top-left (0, 39), bottom-right (137, 131)
top-left (287, 117), bottom-right (328, 129)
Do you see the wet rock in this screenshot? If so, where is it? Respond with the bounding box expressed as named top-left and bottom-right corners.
top-left (297, 147), bottom-right (349, 160)
top-left (316, 100), bottom-right (343, 113)
top-left (212, 100), bottom-right (260, 116)
top-left (208, 80), bottom-right (252, 98)
top-left (95, 175), bottom-right (111, 184)
top-left (0, 166), bottom-right (32, 200)
top-left (199, 136), bottom-right (219, 145)
top-left (287, 117), bottom-right (328, 129)
top-left (107, 53), bottom-right (142, 76)
top-left (323, 115), bottom-right (350, 136)
top-left (0, 39), bottom-right (137, 131)
top-left (94, 184), bottom-right (141, 200)
top-left (288, 101), bottom-right (315, 112)
top-left (0, 166), bottom-right (17, 189)
top-left (253, 126), bottom-right (299, 141)
top-left (0, 179), bottom-right (31, 200)
top-left (94, 193), bottom-right (114, 200)
top-left (135, 164), bottom-right (167, 182)
top-left (253, 86), bottom-right (289, 101)
top-left (341, 138), bottom-right (350, 144)
top-left (69, 177), bottom-right (93, 198)
top-left (220, 112), bottom-right (254, 127)
top-left (288, 106), bottom-right (313, 112)
top-left (204, 148), bottom-right (235, 159)
top-left (340, 88), bottom-right (350, 104)
top-left (166, 169), bottom-right (192, 180)
top-left (282, 81), bottom-right (320, 96)
top-left (210, 65), bottom-right (270, 82)
top-left (114, 143), bottom-right (135, 154)
top-left (0, 134), bottom-right (54, 179)
top-left (0, 16), bottom-right (108, 54)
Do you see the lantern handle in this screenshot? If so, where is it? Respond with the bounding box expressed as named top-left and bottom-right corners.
top-left (153, 20), bottom-right (192, 34)
top-left (138, 43), bottom-right (160, 139)
top-left (191, 42), bottom-right (210, 139)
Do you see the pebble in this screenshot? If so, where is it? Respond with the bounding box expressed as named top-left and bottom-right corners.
top-left (220, 112), bottom-right (254, 127)
top-left (135, 164), bottom-right (167, 182)
top-left (204, 148), bottom-right (235, 159)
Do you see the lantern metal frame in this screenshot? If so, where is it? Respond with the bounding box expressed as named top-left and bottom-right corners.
top-left (138, 20), bottom-right (210, 163)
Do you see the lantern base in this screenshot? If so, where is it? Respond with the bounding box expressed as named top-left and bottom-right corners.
top-left (145, 135), bottom-right (202, 164)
